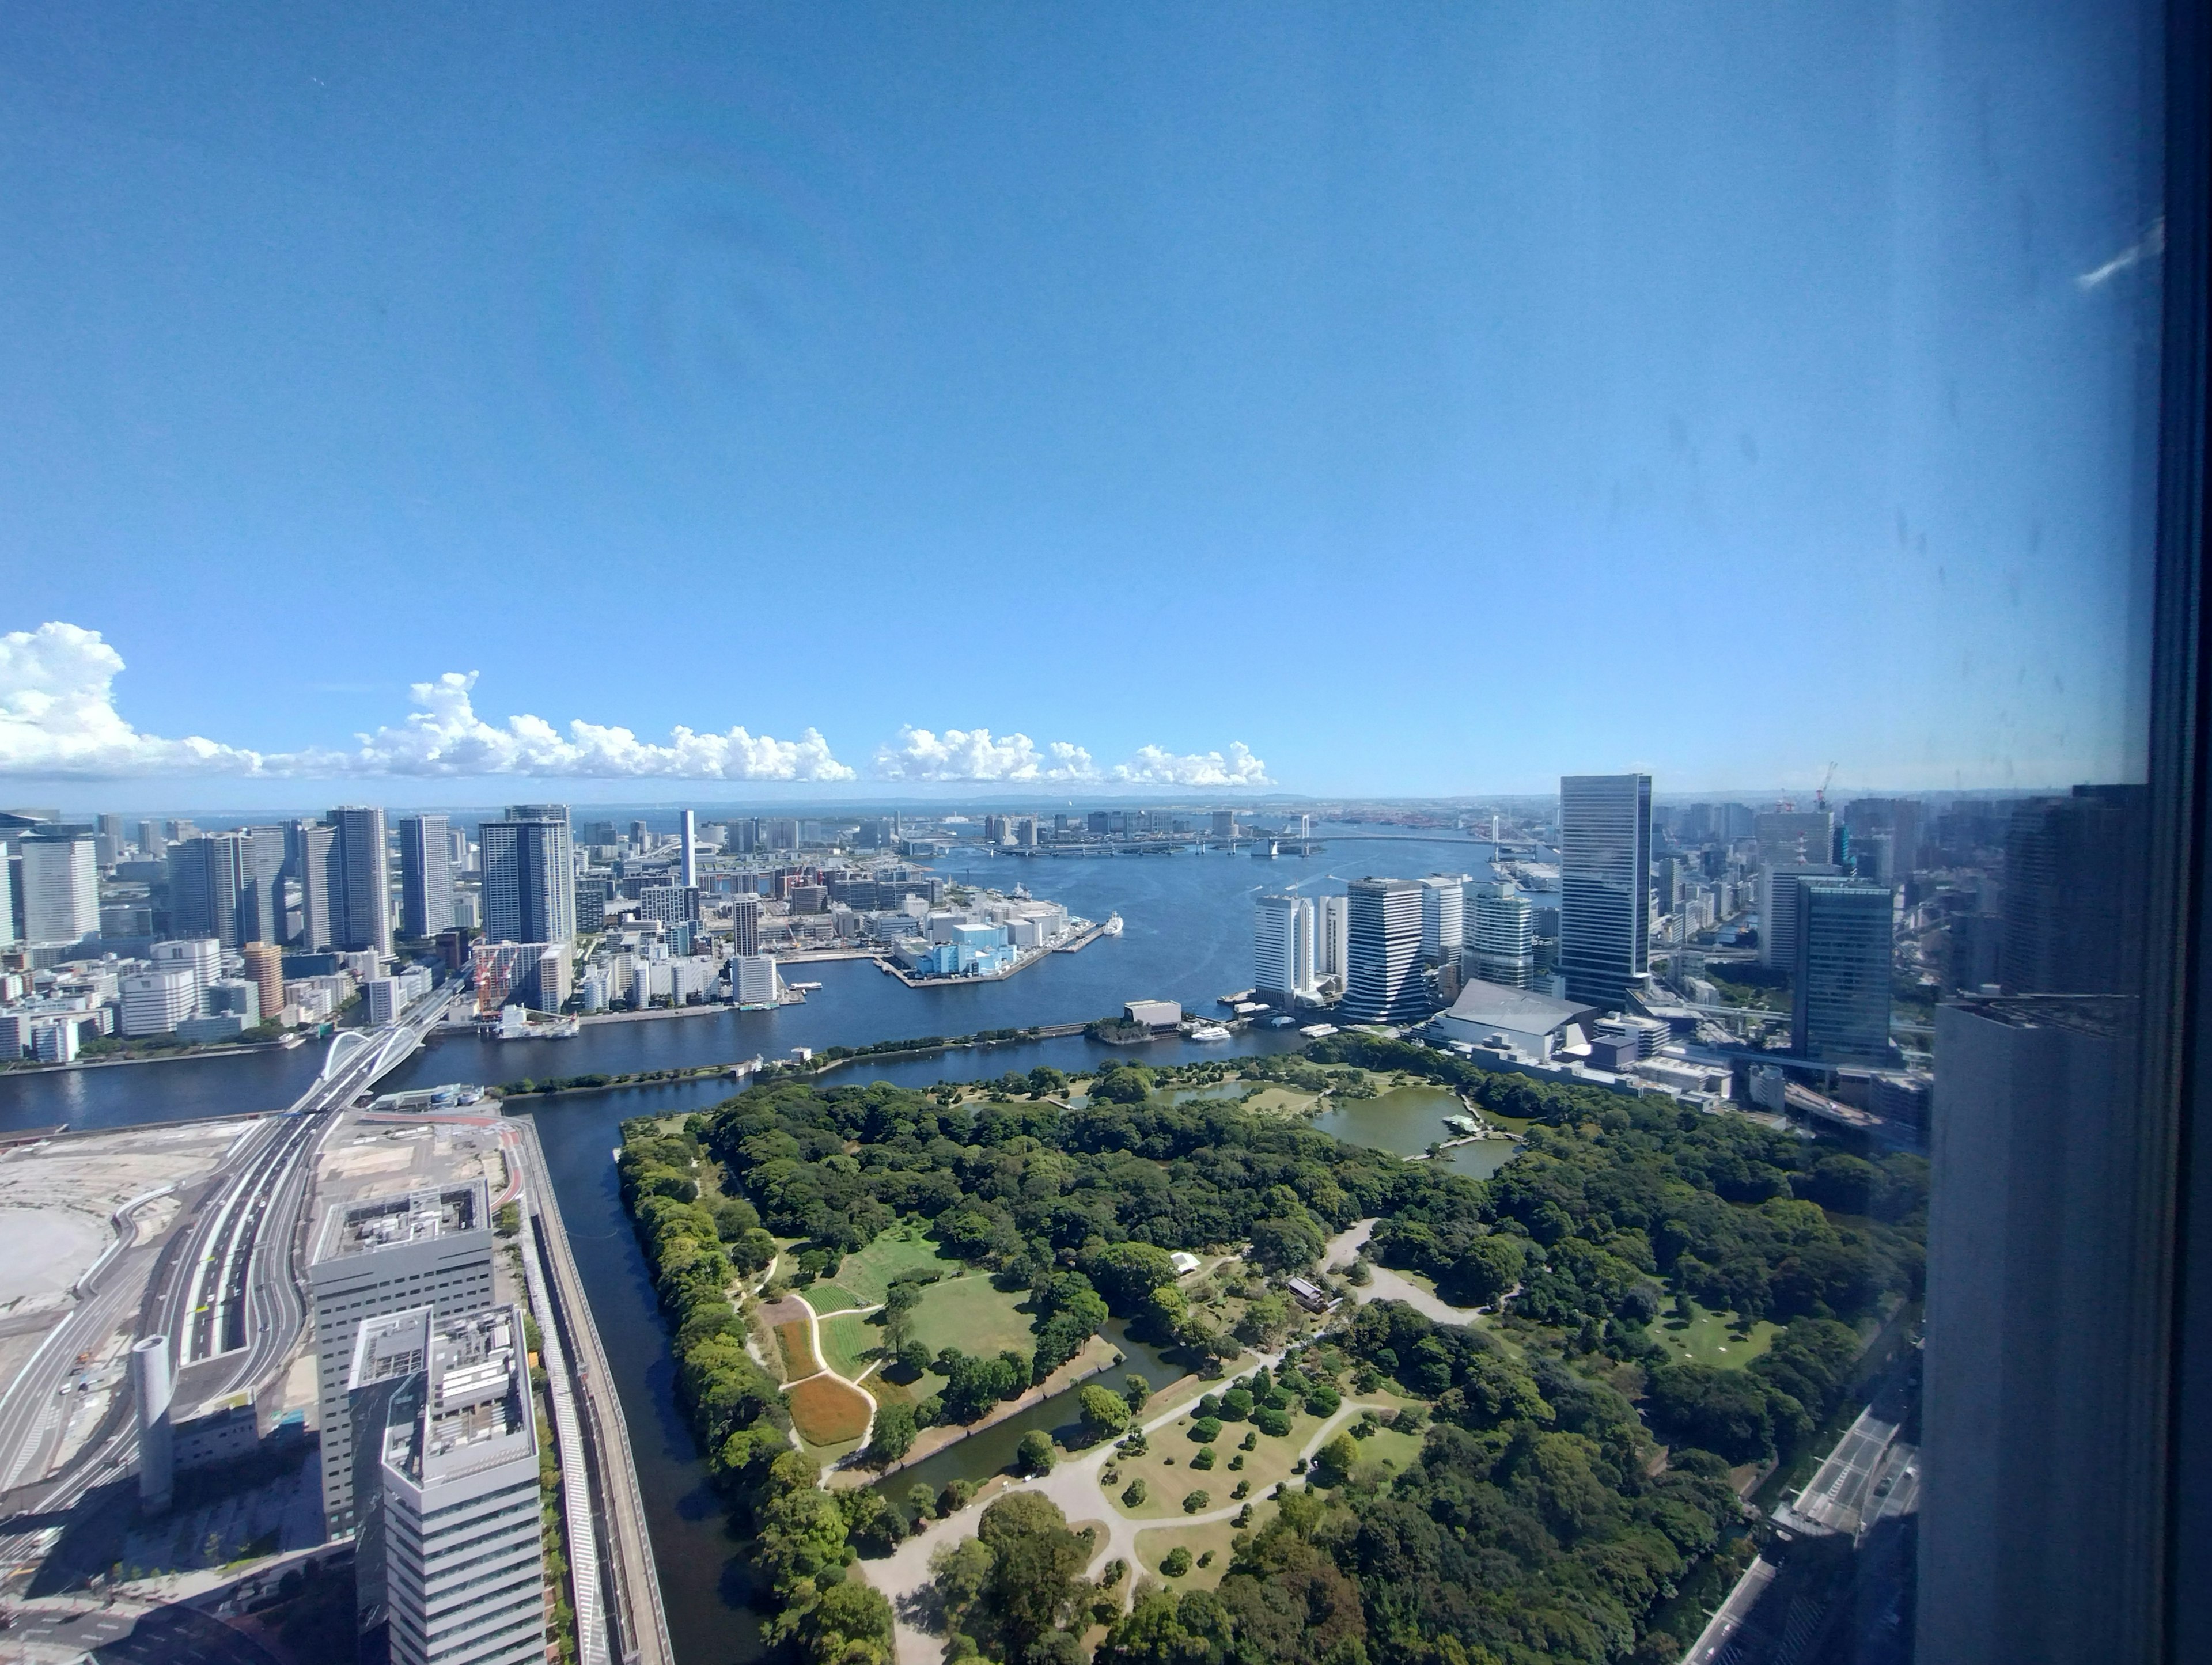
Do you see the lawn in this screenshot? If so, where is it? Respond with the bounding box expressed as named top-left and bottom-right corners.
top-left (787, 1373), bottom-right (872, 1444)
top-left (805, 1283), bottom-right (866, 1315)
top-left (1648, 1300), bottom-right (1781, 1369)
top-left (820, 1311), bottom-right (882, 1380)
top-left (828, 1228), bottom-right (968, 1306)
top-left (1099, 1399), bottom-right (1366, 1522)
top-left (1135, 1516), bottom-right (1251, 1590)
top-left (907, 1274), bottom-right (1035, 1360)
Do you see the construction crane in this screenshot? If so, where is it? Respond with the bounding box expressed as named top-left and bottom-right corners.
top-left (1815, 761), bottom-right (1836, 811)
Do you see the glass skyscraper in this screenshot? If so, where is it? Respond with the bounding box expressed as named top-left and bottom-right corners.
top-left (1340, 877), bottom-right (1428, 1022)
top-left (479, 805), bottom-right (574, 946)
top-left (1558, 773), bottom-right (1650, 1009)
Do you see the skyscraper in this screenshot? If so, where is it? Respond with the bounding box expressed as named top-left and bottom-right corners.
top-left (168, 829), bottom-right (285, 947)
top-left (329, 806), bottom-right (392, 954)
top-left (729, 895), bottom-right (762, 957)
top-left (292, 820), bottom-right (339, 951)
top-left (0, 840), bottom-right (14, 947)
top-left (1999, 785), bottom-right (2147, 996)
top-left (1753, 807), bottom-right (1835, 867)
top-left (397, 814), bottom-right (453, 940)
top-left (1314, 894), bottom-right (1349, 984)
top-left (1419, 875), bottom-right (1466, 964)
top-left (1758, 860), bottom-right (1844, 969)
top-left (1253, 894), bottom-right (1316, 1004)
top-left (479, 805), bottom-right (574, 946)
top-left (1467, 879), bottom-right (1535, 990)
top-left (679, 808), bottom-right (699, 889)
top-left (1558, 773), bottom-right (1651, 1008)
top-left (1791, 878), bottom-right (1894, 1063)
top-left (18, 831), bottom-right (99, 945)
top-left (1340, 878), bottom-right (1427, 1022)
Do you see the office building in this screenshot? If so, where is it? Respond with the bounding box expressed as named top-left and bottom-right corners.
top-left (169, 828), bottom-right (285, 947)
top-left (1791, 879), bottom-right (1894, 1063)
top-left (204, 978), bottom-right (262, 1023)
top-left (733, 953), bottom-right (782, 1007)
top-left (1921, 995), bottom-right (2150, 1665)
top-left (1467, 879), bottom-right (1536, 989)
top-left (329, 807), bottom-right (393, 954)
top-left (678, 808), bottom-right (699, 889)
top-left (350, 1303), bottom-right (544, 1665)
top-left (242, 942), bottom-right (286, 1023)
top-left (1754, 808), bottom-right (1834, 867)
top-left (1340, 877), bottom-right (1427, 1022)
top-left (1558, 773), bottom-right (1651, 1008)
top-left (1999, 785), bottom-right (2147, 996)
top-left (1843, 797), bottom-right (1924, 877)
top-left (397, 815), bottom-right (453, 941)
top-left (18, 831), bottom-right (99, 945)
top-left (1314, 894), bottom-right (1349, 984)
top-left (1419, 874), bottom-right (1465, 964)
top-left (1758, 861), bottom-right (1844, 969)
top-left (1253, 894), bottom-right (1316, 1004)
top-left (291, 820), bottom-right (339, 952)
top-left (152, 936), bottom-right (223, 1000)
top-left (729, 895), bottom-right (762, 957)
top-left (120, 965), bottom-right (199, 1037)
top-left (0, 840), bottom-right (13, 947)
top-left (479, 806), bottom-right (574, 946)
top-left (309, 1184), bottom-right (495, 1537)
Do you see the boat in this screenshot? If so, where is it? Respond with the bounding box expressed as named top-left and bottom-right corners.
top-left (1187, 1023), bottom-right (1232, 1042)
top-left (1102, 913), bottom-right (1124, 937)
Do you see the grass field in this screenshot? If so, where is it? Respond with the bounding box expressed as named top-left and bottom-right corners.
top-left (774, 1320), bottom-right (821, 1379)
top-left (805, 1283), bottom-right (865, 1315)
top-left (1103, 1402), bottom-right (1335, 1521)
top-left (826, 1228), bottom-right (967, 1306)
top-left (1135, 1517), bottom-right (1249, 1589)
top-left (1649, 1300), bottom-right (1781, 1369)
top-left (907, 1274), bottom-right (1034, 1360)
top-left (821, 1311), bottom-right (882, 1380)
top-left (787, 1374), bottom-right (872, 1444)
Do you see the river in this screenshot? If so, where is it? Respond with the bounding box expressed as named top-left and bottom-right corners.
top-left (0, 828), bottom-right (1509, 1664)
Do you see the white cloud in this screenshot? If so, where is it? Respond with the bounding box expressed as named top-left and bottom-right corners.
top-left (1111, 741), bottom-right (1271, 787)
top-left (873, 726), bottom-right (1097, 782)
top-left (0, 623), bottom-right (268, 778)
top-left (874, 725), bottom-right (1270, 787)
top-left (0, 623), bottom-right (855, 782)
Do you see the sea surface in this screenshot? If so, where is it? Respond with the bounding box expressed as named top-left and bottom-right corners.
top-left (0, 828), bottom-right (1504, 1664)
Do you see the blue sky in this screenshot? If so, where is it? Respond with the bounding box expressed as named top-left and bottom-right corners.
top-left (0, 2), bottom-right (2164, 806)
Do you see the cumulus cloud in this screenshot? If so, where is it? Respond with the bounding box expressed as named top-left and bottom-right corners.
top-left (0, 623), bottom-right (855, 781)
top-left (874, 725), bottom-right (1270, 787)
top-left (0, 623), bottom-right (268, 777)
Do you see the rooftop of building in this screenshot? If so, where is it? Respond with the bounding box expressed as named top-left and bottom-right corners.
top-left (313, 1178), bottom-right (488, 1265)
top-left (1436, 980), bottom-right (1602, 1033)
top-left (381, 1305), bottom-right (533, 1486)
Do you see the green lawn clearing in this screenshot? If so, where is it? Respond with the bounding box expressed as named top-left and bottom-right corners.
top-left (805, 1283), bottom-right (866, 1315)
top-left (829, 1228), bottom-right (967, 1305)
top-left (1648, 1300), bottom-right (1781, 1369)
top-left (820, 1311), bottom-right (882, 1380)
top-left (1135, 1516), bottom-right (1251, 1590)
top-left (906, 1274), bottom-right (1034, 1360)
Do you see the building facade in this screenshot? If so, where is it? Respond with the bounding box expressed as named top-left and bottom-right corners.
top-left (330, 806), bottom-right (393, 954)
top-left (1791, 878), bottom-right (1894, 1063)
top-left (18, 832), bottom-right (99, 945)
top-left (1558, 773), bottom-right (1651, 1009)
top-left (1466, 879), bottom-right (1536, 990)
top-left (397, 814), bottom-right (453, 941)
top-left (1340, 878), bottom-right (1427, 1022)
top-left (1419, 875), bottom-right (1465, 964)
top-left (1253, 894), bottom-right (1316, 1004)
top-left (479, 806), bottom-right (574, 946)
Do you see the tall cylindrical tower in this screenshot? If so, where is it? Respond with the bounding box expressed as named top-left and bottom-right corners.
top-left (131, 1334), bottom-right (173, 1512)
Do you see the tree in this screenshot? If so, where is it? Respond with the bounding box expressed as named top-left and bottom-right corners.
top-left (1027, 1066), bottom-right (1067, 1098)
top-left (868, 1402), bottom-right (918, 1466)
top-left (907, 1482), bottom-right (938, 1522)
top-left (797, 1580), bottom-right (894, 1665)
top-left (1079, 1385), bottom-right (1132, 1443)
top-left (1123, 1374), bottom-right (1152, 1412)
top-left (1016, 1429), bottom-right (1057, 1476)
top-left (977, 1492), bottom-right (1093, 1662)
top-left (1083, 1243), bottom-right (1180, 1315)
top-left (1315, 1433), bottom-right (1358, 1482)
top-left (1181, 1490), bottom-right (1210, 1514)
top-left (1160, 1547), bottom-right (1192, 1578)
top-left (1248, 1215), bottom-right (1325, 1273)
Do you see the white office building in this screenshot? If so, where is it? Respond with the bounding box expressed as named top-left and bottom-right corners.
top-left (1467, 879), bottom-right (1536, 990)
top-left (679, 809), bottom-right (699, 889)
top-left (309, 1184), bottom-right (495, 1537)
top-left (1315, 894), bottom-right (1349, 982)
top-left (120, 965), bottom-right (199, 1037)
top-left (19, 833), bottom-right (99, 945)
top-left (733, 953), bottom-right (782, 1007)
top-left (1420, 874), bottom-right (1467, 964)
top-left (1253, 894), bottom-right (1317, 1004)
top-left (151, 937), bottom-right (224, 1001)
top-left (350, 1303), bottom-right (544, 1665)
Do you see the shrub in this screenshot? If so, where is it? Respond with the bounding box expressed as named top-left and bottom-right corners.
top-left (1121, 1478), bottom-right (1148, 1507)
top-left (1161, 1547), bottom-right (1192, 1578)
top-left (1190, 1447), bottom-right (1215, 1470)
top-left (1190, 1417), bottom-right (1223, 1443)
top-left (1219, 1387), bottom-right (1253, 1421)
top-left (1015, 1431), bottom-right (1055, 1476)
top-left (1238, 1431), bottom-right (1257, 1451)
top-left (1252, 1406), bottom-right (1291, 1438)
top-left (1181, 1490), bottom-right (1210, 1514)
top-left (1304, 1386), bottom-right (1342, 1417)
top-left (1230, 1480), bottom-right (1249, 1499)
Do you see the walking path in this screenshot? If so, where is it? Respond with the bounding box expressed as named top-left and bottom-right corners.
top-left (862, 1333), bottom-right (1395, 1665)
top-left (1321, 1219), bottom-right (1489, 1328)
top-left (763, 1288), bottom-right (883, 1466)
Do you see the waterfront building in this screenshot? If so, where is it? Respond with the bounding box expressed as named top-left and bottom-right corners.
top-left (308, 1184), bottom-right (494, 1537)
top-left (733, 953), bottom-right (782, 1007)
top-left (1420, 874), bottom-right (1466, 964)
top-left (1792, 878), bottom-right (1894, 1063)
top-left (1340, 877), bottom-right (1427, 1022)
top-left (327, 807), bottom-right (393, 954)
top-left (1758, 861), bottom-right (1844, 969)
top-left (1467, 879), bottom-right (1536, 989)
top-left (18, 831), bottom-right (99, 945)
top-left (397, 815), bottom-right (453, 940)
top-left (1558, 773), bottom-right (1651, 1008)
top-left (1252, 894), bottom-right (1316, 1004)
top-left (479, 805), bottom-right (574, 946)
top-left (242, 942), bottom-right (286, 1022)
top-left (1313, 893), bottom-right (1349, 985)
top-left (729, 896), bottom-right (762, 957)
top-left (1210, 810), bottom-right (1238, 839)
top-left (120, 965), bottom-right (198, 1037)
top-left (291, 820), bottom-right (339, 952)
top-left (348, 1303), bottom-right (544, 1665)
